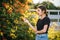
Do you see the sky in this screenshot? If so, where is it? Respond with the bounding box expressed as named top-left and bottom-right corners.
top-left (33, 0), bottom-right (60, 7)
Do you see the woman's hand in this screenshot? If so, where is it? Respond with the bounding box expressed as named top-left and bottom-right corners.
top-left (35, 31), bottom-right (39, 34)
top-left (24, 18), bottom-right (29, 23)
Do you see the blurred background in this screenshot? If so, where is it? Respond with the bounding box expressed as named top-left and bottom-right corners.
top-left (0, 0), bottom-right (60, 40)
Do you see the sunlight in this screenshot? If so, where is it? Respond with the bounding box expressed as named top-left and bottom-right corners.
top-left (33, 0), bottom-right (60, 6)
top-left (33, 0), bottom-right (39, 4)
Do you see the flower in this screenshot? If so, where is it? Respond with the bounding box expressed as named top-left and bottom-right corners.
top-left (10, 33), bottom-right (17, 38)
top-left (0, 31), bottom-right (3, 36)
top-left (2, 3), bottom-right (9, 9)
top-left (14, 19), bottom-right (19, 24)
top-left (11, 29), bottom-right (16, 33)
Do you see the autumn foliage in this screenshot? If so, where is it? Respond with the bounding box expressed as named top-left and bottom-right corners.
top-left (0, 0), bottom-right (34, 40)
top-left (2, 0), bottom-right (30, 15)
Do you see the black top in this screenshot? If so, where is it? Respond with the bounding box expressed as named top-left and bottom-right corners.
top-left (36, 16), bottom-right (50, 33)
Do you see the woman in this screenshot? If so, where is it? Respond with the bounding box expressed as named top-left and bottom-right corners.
top-left (23, 5), bottom-right (50, 40)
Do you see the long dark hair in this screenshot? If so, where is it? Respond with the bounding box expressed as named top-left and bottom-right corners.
top-left (37, 5), bottom-right (48, 16)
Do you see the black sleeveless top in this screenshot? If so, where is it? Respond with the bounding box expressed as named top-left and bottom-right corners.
top-left (36, 16), bottom-right (50, 33)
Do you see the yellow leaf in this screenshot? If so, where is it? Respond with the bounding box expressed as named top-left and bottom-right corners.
top-left (11, 29), bottom-right (16, 33)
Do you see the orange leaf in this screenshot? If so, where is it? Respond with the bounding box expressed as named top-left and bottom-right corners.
top-left (2, 3), bottom-right (9, 9)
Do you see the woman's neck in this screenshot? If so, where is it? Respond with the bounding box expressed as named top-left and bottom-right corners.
top-left (40, 14), bottom-right (46, 20)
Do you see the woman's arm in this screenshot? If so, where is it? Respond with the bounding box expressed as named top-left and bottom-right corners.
top-left (23, 18), bottom-right (48, 34)
top-left (36, 25), bottom-right (48, 34)
top-left (27, 21), bottom-right (37, 32)
top-left (27, 21), bottom-right (48, 34)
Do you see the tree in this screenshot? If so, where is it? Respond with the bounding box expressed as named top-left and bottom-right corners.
top-left (33, 1), bottom-right (60, 10)
top-left (0, 0), bottom-right (38, 40)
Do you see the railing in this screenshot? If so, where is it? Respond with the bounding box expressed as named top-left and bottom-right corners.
top-left (47, 10), bottom-right (60, 26)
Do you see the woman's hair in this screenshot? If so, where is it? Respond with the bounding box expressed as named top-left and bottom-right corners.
top-left (37, 5), bottom-right (48, 16)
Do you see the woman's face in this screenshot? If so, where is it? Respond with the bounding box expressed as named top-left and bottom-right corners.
top-left (36, 8), bottom-right (44, 16)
